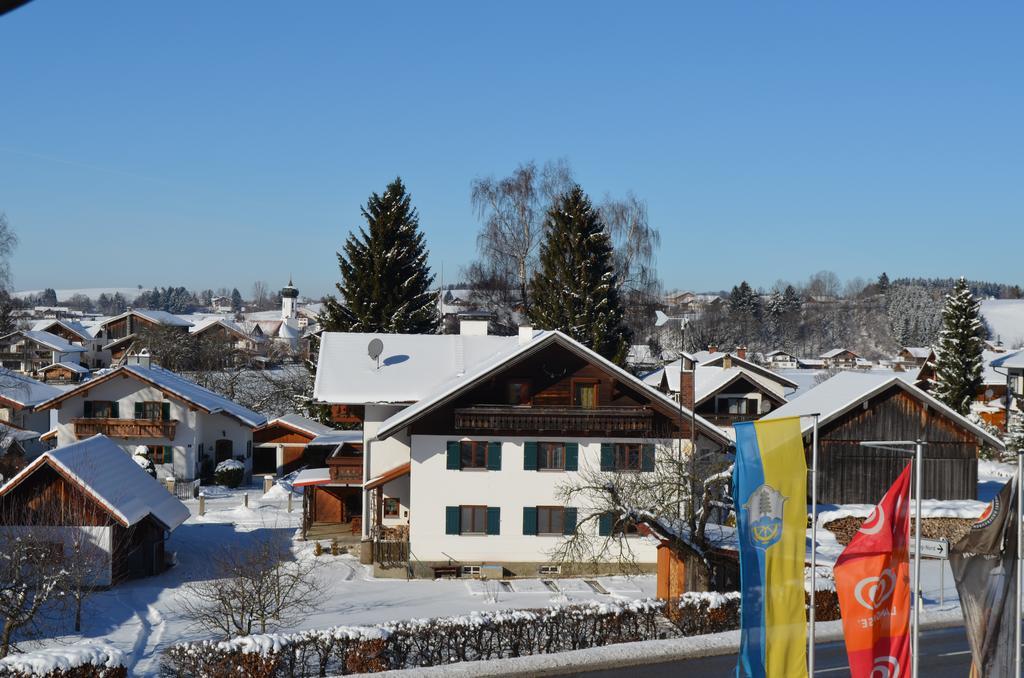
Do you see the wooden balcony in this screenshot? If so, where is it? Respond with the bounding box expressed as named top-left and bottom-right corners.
top-left (72, 418), bottom-right (178, 440)
top-left (327, 457), bottom-right (362, 483)
top-left (454, 405), bottom-right (665, 436)
top-left (701, 412), bottom-right (762, 427)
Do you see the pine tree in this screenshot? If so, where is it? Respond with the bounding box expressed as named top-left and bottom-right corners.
top-left (320, 177), bottom-right (439, 334)
top-left (528, 185), bottom-right (630, 363)
top-left (1006, 410), bottom-right (1024, 455)
top-left (933, 277), bottom-right (984, 415)
top-left (0, 291), bottom-right (15, 336)
top-left (230, 288), bottom-right (242, 312)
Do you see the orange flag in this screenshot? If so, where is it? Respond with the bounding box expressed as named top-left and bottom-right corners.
top-left (833, 463), bottom-right (912, 678)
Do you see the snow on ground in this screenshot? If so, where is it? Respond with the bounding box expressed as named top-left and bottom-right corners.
top-left (981, 299), bottom-right (1024, 349)
top-left (26, 486), bottom-right (655, 677)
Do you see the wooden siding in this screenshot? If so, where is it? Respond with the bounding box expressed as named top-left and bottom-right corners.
top-left (813, 386), bottom-right (979, 504)
top-left (253, 424), bottom-right (313, 445)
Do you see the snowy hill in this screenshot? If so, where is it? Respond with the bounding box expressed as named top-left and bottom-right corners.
top-left (13, 287), bottom-right (144, 302)
top-left (981, 299), bottom-right (1024, 349)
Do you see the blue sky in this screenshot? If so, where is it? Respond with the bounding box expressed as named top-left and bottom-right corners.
top-left (2, 1), bottom-right (1021, 299)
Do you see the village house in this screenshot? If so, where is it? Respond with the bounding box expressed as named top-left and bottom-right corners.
top-left (819, 348), bottom-right (860, 369)
top-left (32, 319), bottom-right (105, 368)
top-left (896, 346), bottom-right (932, 370)
top-left (35, 353), bottom-right (266, 481)
top-left (94, 309), bottom-right (193, 365)
top-left (0, 368), bottom-right (61, 440)
top-left (762, 371), bottom-right (1004, 504)
top-left (0, 435), bottom-right (190, 585)
top-left (991, 349), bottom-right (1024, 430)
top-left (764, 350), bottom-right (800, 370)
top-left (252, 413), bottom-right (357, 477)
top-left (189, 317), bottom-right (266, 365)
top-left (314, 325), bottom-right (732, 578)
top-left (0, 329), bottom-right (87, 376)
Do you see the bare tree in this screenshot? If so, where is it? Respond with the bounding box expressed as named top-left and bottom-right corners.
top-left (0, 531), bottom-right (67, 657)
top-left (0, 214), bottom-right (18, 293)
top-left (177, 534), bottom-right (324, 638)
top-left (251, 281), bottom-right (269, 311)
top-left (469, 159), bottom-right (574, 314)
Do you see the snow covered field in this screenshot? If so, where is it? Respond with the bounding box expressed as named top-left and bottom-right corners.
top-left (981, 299), bottom-right (1024, 349)
top-left (28, 485), bottom-right (655, 677)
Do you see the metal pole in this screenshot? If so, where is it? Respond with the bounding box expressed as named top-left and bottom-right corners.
top-left (913, 441), bottom-right (923, 678)
top-left (808, 414), bottom-right (819, 676)
top-left (1016, 449), bottom-right (1022, 678)
top-left (939, 560), bottom-right (944, 607)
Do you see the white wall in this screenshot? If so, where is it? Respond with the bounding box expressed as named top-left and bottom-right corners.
top-left (408, 435), bottom-right (661, 565)
top-left (362, 404), bottom-right (411, 538)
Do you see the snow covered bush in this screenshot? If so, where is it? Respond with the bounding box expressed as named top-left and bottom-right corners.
top-left (131, 446), bottom-right (156, 479)
top-left (214, 459), bottom-right (244, 488)
top-left (161, 599), bottom-right (666, 676)
top-left (0, 642), bottom-right (125, 677)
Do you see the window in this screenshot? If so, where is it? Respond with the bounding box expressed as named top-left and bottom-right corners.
top-left (507, 380), bottom-right (531, 405)
top-left (537, 442), bottom-right (565, 471)
top-left (384, 498), bottom-right (400, 518)
top-left (537, 507), bottom-right (565, 535)
top-left (460, 506), bottom-right (487, 534)
top-left (462, 565), bottom-right (481, 577)
top-left (539, 564), bottom-right (562, 576)
top-left (85, 400), bottom-right (117, 418)
top-left (136, 401), bottom-right (163, 420)
top-left (599, 512), bottom-right (640, 537)
top-left (572, 380), bottom-right (599, 409)
top-left (149, 445), bottom-right (173, 465)
top-left (460, 441), bottom-right (489, 469)
top-left (614, 443), bottom-right (642, 471)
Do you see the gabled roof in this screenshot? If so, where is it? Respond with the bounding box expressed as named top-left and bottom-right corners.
top-left (314, 332), bottom-right (526, 404)
top-left (761, 371), bottom-right (1004, 450)
top-left (0, 369), bottom-right (66, 409)
top-left (36, 364), bottom-right (266, 428)
top-left (900, 347), bottom-right (933, 359)
top-left (765, 350), bottom-right (798, 359)
top-left (665, 353), bottom-right (798, 391)
top-left (0, 435), bottom-right (190, 530)
top-left (102, 309), bottom-right (193, 328)
top-left (693, 366), bottom-right (786, 407)
top-left (4, 330), bottom-right (86, 354)
top-left (992, 349), bottom-right (1024, 370)
top-left (38, 361), bottom-right (91, 375)
top-left (258, 413), bottom-right (339, 439)
top-left (309, 430), bottom-right (363, 447)
top-left (820, 348), bottom-right (857, 359)
top-left (31, 319), bottom-right (93, 342)
top-left (374, 330), bottom-right (732, 446)
top-left (189, 316), bottom-right (250, 340)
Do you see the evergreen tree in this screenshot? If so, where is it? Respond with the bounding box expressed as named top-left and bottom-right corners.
top-left (0, 291), bottom-right (15, 336)
top-left (782, 285), bottom-right (802, 313)
top-left (1007, 410), bottom-right (1024, 455)
top-left (320, 177), bottom-right (439, 333)
top-left (877, 272), bottom-right (890, 296)
top-left (528, 185), bottom-right (630, 363)
top-left (230, 288), bottom-right (243, 312)
top-left (933, 277), bottom-right (984, 415)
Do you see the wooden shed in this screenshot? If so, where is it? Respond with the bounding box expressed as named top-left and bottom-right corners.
top-left (762, 372), bottom-right (1004, 504)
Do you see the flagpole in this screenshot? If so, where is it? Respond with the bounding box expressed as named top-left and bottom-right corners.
top-left (808, 414), bottom-right (819, 676)
top-left (1016, 448), bottom-right (1022, 678)
top-left (913, 440), bottom-right (923, 678)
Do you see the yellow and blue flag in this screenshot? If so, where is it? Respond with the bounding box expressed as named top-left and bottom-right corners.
top-left (733, 417), bottom-right (808, 678)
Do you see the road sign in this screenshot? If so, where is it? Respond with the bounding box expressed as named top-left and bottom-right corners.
top-left (918, 537), bottom-right (949, 559)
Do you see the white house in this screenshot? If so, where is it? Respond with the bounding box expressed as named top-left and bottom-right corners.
top-left (764, 350), bottom-right (800, 370)
top-left (35, 356), bottom-right (266, 481)
top-left (314, 327), bottom-right (731, 577)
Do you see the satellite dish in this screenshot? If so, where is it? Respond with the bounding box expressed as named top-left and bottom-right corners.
top-left (368, 338), bottom-right (384, 365)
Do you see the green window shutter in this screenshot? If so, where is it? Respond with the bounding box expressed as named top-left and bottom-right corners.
top-left (565, 443), bottom-right (579, 471)
top-left (134, 402), bottom-right (144, 419)
top-left (522, 506), bottom-right (537, 535)
top-left (523, 441), bottom-right (538, 471)
top-left (486, 442), bottom-right (502, 471)
top-left (563, 507), bottom-right (578, 535)
top-left (165, 446), bottom-right (173, 465)
top-left (162, 402), bottom-right (171, 421)
top-left (83, 401), bottom-right (93, 418)
top-left (600, 443), bottom-right (614, 471)
top-left (446, 441), bottom-right (460, 470)
top-left (641, 444), bottom-right (656, 472)
top-left (445, 506), bottom-right (460, 535)
top-left (598, 512), bottom-right (613, 536)
top-left (486, 507), bottom-right (500, 535)
top-left (110, 402), bottom-right (119, 418)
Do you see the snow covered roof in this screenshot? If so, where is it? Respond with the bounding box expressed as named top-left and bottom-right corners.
top-left (798, 358), bottom-right (826, 368)
top-left (309, 430), bottom-right (363, 447)
top-left (291, 467), bottom-right (332, 487)
top-left (32, 319), bottom-right (93, 342)
top-left (762, 370), bottom-right (1004, 449)
top-left (103, 309), bottom-right (193, 328)
top-left (693, 366), bottom-right (783, 406)
top-left (260, 413), bottom-right (339, 439)
top-left (9, 330), bottom-right (86, 354)
top-left (38, 361), bottom-right (91, 375)
top-left (901, 347), bottom-right (933, 359)
top-left (690, 352), bottom-right (798, 389)
top-left (992, 349), bottom-right (1024, 370)
top-left (820, 348), bottom-right (856, 359)
top-left (37, 365), bottom-right (266, 428)
top-left (189, 316), bottom-right (249, 338)
top-left (0, 369), bottom-right (66, 408)
top-left (0, 435), bottom-right (190, 530)
top-left (765, 350), bottom-right (798, 359)
top-left (374, 330), bottom-right (732, 446)
top-left (314, 332), bottom-right (527, 404)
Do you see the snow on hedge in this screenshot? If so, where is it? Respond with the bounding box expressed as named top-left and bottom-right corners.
top-left (214, 459), bottom-right (245, 473)
top-left (677, 591), bottom-right (740, 609)
top-left (0, 643), bottom-right (124, 675)
top-left (818, 498), bottom-right (987, 527)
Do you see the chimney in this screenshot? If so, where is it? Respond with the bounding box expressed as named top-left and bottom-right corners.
top-left (736, 345), bottom-right (747, 360)
top-left (518, 325), bottom-right (534, 345)
top-left (458, 318), bottom-right (489, 336)
top-left (708, 344), bottom-right (718, 355)
top-left (679, 365), bottom-right (695, 411)
top-left (723, 354), bottom-right (732, 369)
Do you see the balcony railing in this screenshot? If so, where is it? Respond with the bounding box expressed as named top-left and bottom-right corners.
top-left (328, 458), bottom-right (362, 483)
top-left (701, 412), bottom-right (763, 427)
top-left (72, 417), bottom-right (178, 440)
top-left (454, 405), bottom-right (664, 436)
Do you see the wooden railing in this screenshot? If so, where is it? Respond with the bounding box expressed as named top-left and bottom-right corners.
top-left (73, 418), bottom-right (178, 440)
top-left (701, 412), bottom-right (762, 426)
top-left (454, 405), bottom-right (665, 436)
top-left (327, 458), bottom-right (362, 483)
top-left (373, 539), bottom-right (410, 568)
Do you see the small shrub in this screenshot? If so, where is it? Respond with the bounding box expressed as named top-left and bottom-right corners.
top-left (214, 459), bottom-right (244, 488)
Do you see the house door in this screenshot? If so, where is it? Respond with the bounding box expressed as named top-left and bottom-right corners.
top-left (215, 439), bottom-right (233, 463)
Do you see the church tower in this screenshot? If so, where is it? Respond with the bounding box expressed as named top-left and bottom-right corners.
top-left (281, 277), bottom-right (299, 320)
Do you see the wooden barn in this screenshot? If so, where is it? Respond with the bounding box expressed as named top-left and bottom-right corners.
top-left (0, 435), bottom-right (190, 586)
top-left (252, 414), bottom-right (359, 476)
top-left (762, 371), bottom-right (1004, 504)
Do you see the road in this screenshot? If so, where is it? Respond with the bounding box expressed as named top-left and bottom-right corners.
top-left (569, 626), bottom-right (972, 677)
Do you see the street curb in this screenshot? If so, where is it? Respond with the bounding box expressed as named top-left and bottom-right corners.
top-left (363, 610), bottom-right (965, 677)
